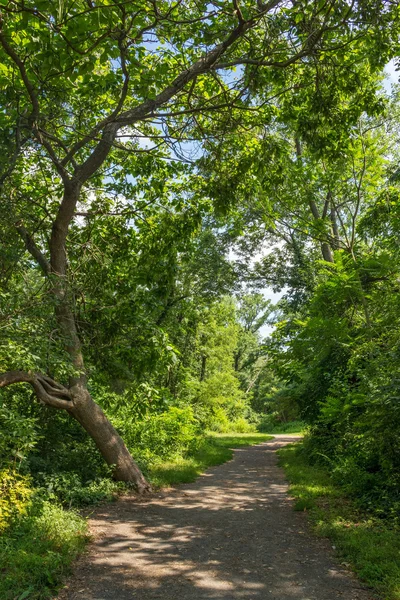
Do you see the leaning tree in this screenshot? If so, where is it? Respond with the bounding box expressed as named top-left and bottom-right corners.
top-left (0, 0), bottom-right (391, 489)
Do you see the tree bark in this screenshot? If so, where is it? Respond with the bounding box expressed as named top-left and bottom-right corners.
top-left (69, 383), bottom-right (150, 491)
top-left (11, 181), bottom-right (152, 491)
top-left (296, 140), bottom-right (335, 264)
top-left (321, 241), bottom-right (334, 263)
top-left (0, 371), bottom-right (151, 491)
top-left (330, 204), bottom-right (340, 250)
top-left (200, 355), bottom-right (207, 382)
top-left (308, 199), bottom-right (334, 263)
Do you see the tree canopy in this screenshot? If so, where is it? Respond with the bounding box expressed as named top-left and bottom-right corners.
top-left (1, 0), bottom-right (400, 553)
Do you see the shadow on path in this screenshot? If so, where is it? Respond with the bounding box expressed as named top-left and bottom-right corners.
top-left (58, 436), bottom-right (373, 600)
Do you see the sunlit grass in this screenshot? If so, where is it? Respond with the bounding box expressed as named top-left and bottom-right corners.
top-left (258, 420), bottom-right (306, 434)
top-left (279, 442), bottom-right (400, 599)
top-left (149, 433), bottom-right (272, 487)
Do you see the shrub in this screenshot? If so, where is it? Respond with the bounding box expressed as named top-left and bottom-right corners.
top-left (0, 400), bottom-right (40, 470)
top-left (113, 406), bottom-right (201, 463)
top-left (35, 471), bottom-right (124, 506)
top-left (0, 500), bottom-right (87, 600)
top-left (210, 415), bottom-right (256, 433)
top-left (0, 469), bottom-right (32, 532)
top-left (258, 415), bottom-right (305, 433)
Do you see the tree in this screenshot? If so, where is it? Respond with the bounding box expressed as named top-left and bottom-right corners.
top-left (0, 1), bottom-right (392, 487)
top-left (251, 92), bottom-right (400, 513)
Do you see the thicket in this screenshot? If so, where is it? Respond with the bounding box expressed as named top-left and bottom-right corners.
top-left (1, 1), bottom-right (400, 596)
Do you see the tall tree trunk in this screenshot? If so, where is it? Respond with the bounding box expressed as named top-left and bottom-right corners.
top-left (200, 355), bottom-right (207, 381)
top-left (308, 199), bottom-right (334, 263)
top-left (296, 139), bottom-right (335, 264)
top-left (234, 351), bottom-right (241, 372)
top-left (0, 371), bottom-right (151, 491)
top-left (321, 241), bottom-right (334, 263)
top-left (11, 181), bottom-right (152, 491)
top-left (330, 205), bottom-right (341, 250)
top-left (69, 384), bottom-right (150, 490)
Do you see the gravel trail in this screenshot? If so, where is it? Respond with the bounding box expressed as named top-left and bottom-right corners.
top-left (57, 435), bottom-right (373, 600)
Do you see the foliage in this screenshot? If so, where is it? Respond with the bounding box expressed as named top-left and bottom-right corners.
top-left (257, 419), bottom-right (306, 434)
top-left (279, 442), bottom-right (400, 600)
top-left (220, 92), bottom-right (400, 521)
top-left (0, 396), bottom-right (40, 470)
top-left (1, 1), bottom-right (400, 596)
top-left (0, 469), bottom-right (32, 532)
top-left (0, 500), bottom-right (87, 600)
top-left (113, 406), bottom-right (201, 464)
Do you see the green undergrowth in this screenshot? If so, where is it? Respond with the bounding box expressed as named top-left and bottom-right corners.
top-left (257, 419), bottom-right (306, 434)
top-left (149, 433), bottom-right (272, 487)
top-left (0, 500), bottom-right (88, 600)
top-left (278, 442), bottom-right (400, 600)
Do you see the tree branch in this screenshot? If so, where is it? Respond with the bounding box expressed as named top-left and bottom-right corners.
top-left (0, 22), bottom-right (39, 124)
top-left (75, 13), bottom-right (259, 183)
top-left (0, 370), bottom-right (72, 410)
top-left (15, 223), bottom-right (51, 276)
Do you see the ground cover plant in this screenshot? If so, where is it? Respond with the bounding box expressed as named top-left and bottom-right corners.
top-left (279, 441), bottom-right (400, 600)
top-left (0, 500), bottom-right (88, 600)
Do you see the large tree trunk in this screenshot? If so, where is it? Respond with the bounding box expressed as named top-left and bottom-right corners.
top-left (9, 181), bottom-right (152, 492)
top-left (308, 199), bottom-right (335, 263)
top-left (69, 383), bottom-right (150, 491)
top-left (0, 371), bottom-right (151, 492)
top-left (321, 241), bottom-right (334, 263)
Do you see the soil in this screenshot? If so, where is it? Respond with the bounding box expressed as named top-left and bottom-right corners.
top-left (57, 435), bottom-right (374, 600)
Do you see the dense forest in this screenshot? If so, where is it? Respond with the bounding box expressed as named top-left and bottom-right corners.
top-left (1, 1), bottom-right (400, 598)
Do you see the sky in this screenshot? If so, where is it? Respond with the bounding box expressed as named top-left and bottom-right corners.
top-left (384, 59), bottom-right (400, 90)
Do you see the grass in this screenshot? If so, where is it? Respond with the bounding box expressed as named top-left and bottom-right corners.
top-left (278, 442), bottom-right (400, 600)
top-left (0, 501), bottom-right (88, 600)
top-left (258, 419), bottom-right (306, 434)
top-left (149, 433), bottom-right (273, 487)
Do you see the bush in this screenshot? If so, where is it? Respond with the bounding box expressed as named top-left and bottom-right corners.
top-left (113, 406), bottom-right (201, 463)
top-left (35, 471), bottom-right (125, 506)
top-left (0, 399), bottom-right (40, 470)
top-left (257, 415), bottom-right (305, 433)
top-left (210, 415), bottom-right (256, 433)
top-left (188, 371), bottom-right (251, 430)
top-left (0, 469), bottom-right (32, 531)
top-left (0, 500), bottom-right (87, 600)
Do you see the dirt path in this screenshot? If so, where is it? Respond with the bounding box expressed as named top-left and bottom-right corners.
top-left (58, 435), bottom-right (373, 600)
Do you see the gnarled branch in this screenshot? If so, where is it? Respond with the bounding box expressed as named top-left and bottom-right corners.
top-left (0, 370), bottom-right (72, 410)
